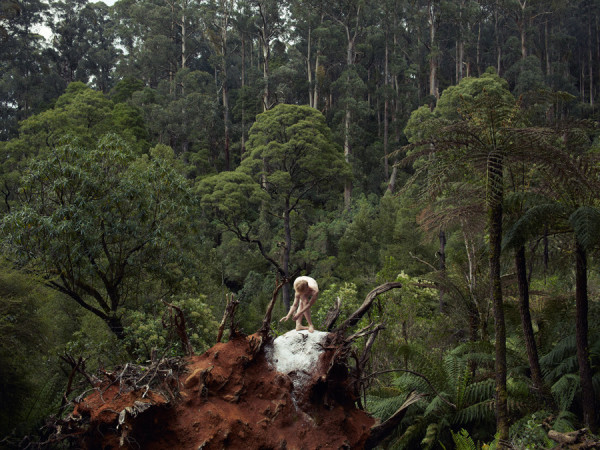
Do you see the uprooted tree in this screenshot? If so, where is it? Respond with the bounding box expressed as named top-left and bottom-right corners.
top-left (36, 279), bottom-right (432, 449)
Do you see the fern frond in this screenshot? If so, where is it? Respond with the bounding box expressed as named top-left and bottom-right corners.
top-left (451, 428), bottom-right (479, 450)
top-left (540, 335), bottom-right (576, 372)
top-left (421, 422), bottom-right (440, 450)
top-left (502, 203), bottom-right (569, 250)
top-left (451, 341), bottom-right (494, 355)
top-left (453, 400), bottom-right (495, 425)
top-left (393, 372), bottom-right (431, 394)
top-left (552, 410), bottom-right (578, 432)
top-left (550, 373), bottom-right (580, 411)
top-left (464, 379), bottom-right (495, 404)
top-left (367, 392), bottom-right (414, 421)
top-left (569, 206), bottom-right (600, 250)
top-left (396, 343), bottom-right (445, 388)
top-left (507, 377), bottom-right (531, 400)
top-left (391, 419), bottom-right (428, 450)
top-left (544, 355), bottom-right (578, 383)
top-left (424, 393), bottom-right (451, 417)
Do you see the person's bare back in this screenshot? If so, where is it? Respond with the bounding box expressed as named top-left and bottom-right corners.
top-left (280, 276), bottom-right (319, 332)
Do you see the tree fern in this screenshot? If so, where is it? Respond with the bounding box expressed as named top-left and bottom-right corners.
top-left (551, 373), bottom-right (580, 411)
top-left (569, 206), bottom-right (600, 250)
top-left (502, 203), bottom-right (569, 250)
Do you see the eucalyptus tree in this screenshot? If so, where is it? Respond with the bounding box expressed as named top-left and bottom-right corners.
top-left (248, 0), bottom-right (288, 111)
top-left (199, 104), bottom-right (350, 307)
top-left (0, 138), bottom-right (195, 341)
top-left (79, 2), bottom-right (120, 92)
top-left (202, 0), bottom-right (235, 170)
top-left (0, 0), bottom-right (57, 138)
top-left (47, 0), bottom-right (93, 83)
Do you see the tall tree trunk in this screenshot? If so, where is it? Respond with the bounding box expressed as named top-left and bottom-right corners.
top-left (181, 2), bottom-right (187, 69)
top-left (438, 229), bottom-right (446, 313)
top-left (488, 154), bottom-right (509, 445)
top-left (221, 25), bottom-right (230, 170)
top-left (575, 240), bottom-right (598, 433)
top-left (428, 0), bottom-right (438, 100)
top-left (313, 14), bottom-right (324, 109)
top-left (383, 34), bottom-right (389, 179)
top-left (262, 39), bottom-right (269, 111)
top-left (545, 20), bottom-right (551, 76)
top-left (589, 20), bottom-right (594, 105)
top-left (515, 246), bottom-right (544, 394)
top-left (477, 21), bottom-right (482, 76)
top-left (456, 0), bottom-right (464, 83)
top-left (343, 27), bottom-right (356, 210)
top-left (307, 25), bottom-right (313, 108)
top-left (495, 8), bottom-right (502, 76)
top-left (518, 0), bottom-right (527, 59)
top-left (241, 33), bottom-right (246, 156)
top-left (282, 200), bottom-right (292, 309)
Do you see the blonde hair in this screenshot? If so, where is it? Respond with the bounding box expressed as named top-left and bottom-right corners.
top-left (295, 280), bottom-right (309, 293)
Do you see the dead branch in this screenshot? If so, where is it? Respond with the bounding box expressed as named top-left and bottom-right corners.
top-left (359, 324), bottom-right (384, 369)
top-left (334, 282), bottom-right (403, 333)
top-left (259, 277), bottom-right (288, 336)
top-left (162, 300), bottom-right (194, 356)
top-left (59, 353), bottom-right (98, 389)
top-left (323, 296), bottom-right (342, 331)
top-left (346, 322), bottom-right (384, 342)
top-left (548, 428), bottom-right (600, 448)
top-left (58, 355), bottom-right (84, 412)
top-left (216, 293), bottom-right (240, 343)
top-left (364, 391), bottom-right (426, 449)
top-left (409, 251), bottom-right (437, 271)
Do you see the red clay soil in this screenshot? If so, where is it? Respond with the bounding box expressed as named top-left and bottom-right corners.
top-left (70, 333), bottom-right (375, 449)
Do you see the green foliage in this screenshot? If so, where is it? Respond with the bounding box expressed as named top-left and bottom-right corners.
top-left (0, 262), bottom-right (69, 436)
top-left (124, 296), bottom-right (219, 362)
top-left (198, 170), bottom-right (268, 230)
top-left (451, 428), bottom-right (478, 450)
top-left (368, 343), bottom-right (497, 449)
top-left (502, 203), bottom-right (569, 250)
top-left (1, 136), bottom-right (196, 339)
top-left (509, 411), bottom-right (555, 449)
top-left (243, 104), bottom-right (351, 195)
top-left (569, 206), bottom-right (600, 250)
top-left (311, 282), bottom-right (360, 327)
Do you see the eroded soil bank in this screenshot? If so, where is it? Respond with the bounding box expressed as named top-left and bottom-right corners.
top-left (67, 331), bottom-right (375, 449)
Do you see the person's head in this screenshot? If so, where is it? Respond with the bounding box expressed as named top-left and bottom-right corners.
top-left (295, 279), bottom-right (309, 294)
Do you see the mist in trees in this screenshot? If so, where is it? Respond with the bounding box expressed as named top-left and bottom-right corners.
top-left (1, 0), bottom-right (600, 447)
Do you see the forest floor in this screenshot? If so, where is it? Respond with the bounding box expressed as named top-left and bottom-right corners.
top-left (63, 330), bottom-right (375, 449)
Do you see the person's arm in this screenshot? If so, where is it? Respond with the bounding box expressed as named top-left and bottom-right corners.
top-left (281, 293), bottom-right (300, 321)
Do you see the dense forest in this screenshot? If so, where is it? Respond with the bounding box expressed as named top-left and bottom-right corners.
top-left (1, 0), bottom-right (600, 448)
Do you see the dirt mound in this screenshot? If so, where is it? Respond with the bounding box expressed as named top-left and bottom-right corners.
top-left (66, 332), bottom-right (375, 449)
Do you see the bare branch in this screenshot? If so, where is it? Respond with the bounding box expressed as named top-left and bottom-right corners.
top-left (334, 282), bottom-right (403, 333)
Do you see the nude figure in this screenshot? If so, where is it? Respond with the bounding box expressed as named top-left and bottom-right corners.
top-left (280, 276), bottom-right (319, 333)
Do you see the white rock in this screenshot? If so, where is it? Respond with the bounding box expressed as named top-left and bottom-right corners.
top-left (265, 330), bottom-right (329, 391)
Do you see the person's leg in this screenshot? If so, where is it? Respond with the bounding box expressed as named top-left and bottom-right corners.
top-left (295, 299), bottom-right (308, 330)
top-left (304, 308), bottom-right (314, 333)
top-left (295, 315), bottom-right (308, 331)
